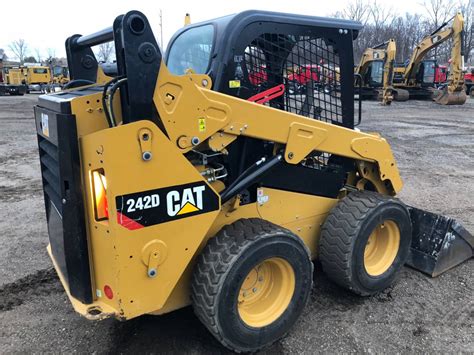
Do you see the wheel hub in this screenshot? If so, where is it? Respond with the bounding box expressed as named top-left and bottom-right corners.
top-left (364, 220), bottom-right (400, 276)
top-left (238, 257), bottom-right (295, 328)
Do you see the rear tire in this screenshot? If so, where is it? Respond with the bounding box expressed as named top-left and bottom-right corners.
top-left (191, 218), bottom-right (313, 353)
top-left (319, 191), bottom-right (411, 296)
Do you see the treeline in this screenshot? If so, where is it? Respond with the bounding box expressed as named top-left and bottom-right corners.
top-left (332, 0), bottom-right (473, 65)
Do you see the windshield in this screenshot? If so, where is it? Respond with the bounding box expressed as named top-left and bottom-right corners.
top-left (423, 62), bottom-right (435, 83)
top-left (53, 67), bottom-right (62, 76)
top-left (370, 61), bottom-right (384, 85)
top-left (167, 25), bottom-right (214, 75)
top-left (33, 68), bottom-right (48, 74)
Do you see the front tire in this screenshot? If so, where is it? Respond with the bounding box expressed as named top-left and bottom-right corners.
top-left (319, 191), bottom-right (411, 296)
top-left (191, 218), bottom-right (313, 353)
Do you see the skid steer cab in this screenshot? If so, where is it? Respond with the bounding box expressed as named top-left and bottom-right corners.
top-left (34, 10), bottom-right (473, 352)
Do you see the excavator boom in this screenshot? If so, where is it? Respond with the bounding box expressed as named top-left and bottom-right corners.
top-left (397, 13), bottom-right (466, 105)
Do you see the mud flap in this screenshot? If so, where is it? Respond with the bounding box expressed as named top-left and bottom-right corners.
top-left (406, 207), bottom-right (474, 277)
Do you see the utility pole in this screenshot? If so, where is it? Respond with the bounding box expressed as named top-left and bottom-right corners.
top-left (159, 9), bottom-right (164, 48)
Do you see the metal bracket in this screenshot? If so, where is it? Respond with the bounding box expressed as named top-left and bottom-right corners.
top-left (138, 128), bottom-right (153, 161)
top-left (147, 251), bottom-right (160, 278)
top-left (285, 123), bottom-right (328, 164)
top-left (141, 240), bottom-right (168, 278)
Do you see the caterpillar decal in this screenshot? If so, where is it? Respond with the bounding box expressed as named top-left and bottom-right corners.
top-left (116, 181), bottom-right (220, 229)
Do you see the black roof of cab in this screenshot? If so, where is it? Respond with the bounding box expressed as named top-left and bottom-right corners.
top-left (165, 10), bottom-right (363, 129)
top-left (166, 10), bottom-right (363, 56)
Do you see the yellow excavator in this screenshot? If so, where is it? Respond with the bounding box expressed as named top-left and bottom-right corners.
top-left (355, 39), bottom-right (399, 105)
top-left (34, 10), bottom-right (473, 352)
top-left (393, 12), bottom-right (466, 105)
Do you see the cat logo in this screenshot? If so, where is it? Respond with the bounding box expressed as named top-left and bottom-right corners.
top-left (167, 186), bottom-right (205, 216)
top-left (116, 181), bottom-right (220, 229)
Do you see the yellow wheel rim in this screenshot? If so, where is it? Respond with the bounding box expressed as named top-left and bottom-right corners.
top-left (237, 257), bottom-right (295, 328)
top-left (364, 220), bottom-right (400, 276)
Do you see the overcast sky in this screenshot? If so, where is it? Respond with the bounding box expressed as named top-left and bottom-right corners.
top-left (1, 0), bottom-right (429, 60)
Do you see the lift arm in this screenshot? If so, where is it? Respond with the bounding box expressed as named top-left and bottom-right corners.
top-left (154, 65), bottom-right (403, 194)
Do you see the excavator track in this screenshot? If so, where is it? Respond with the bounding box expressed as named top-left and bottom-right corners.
top-left (393, 89), bottom-right (409, 101)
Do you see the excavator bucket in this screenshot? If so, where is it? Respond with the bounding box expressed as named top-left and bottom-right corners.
top-left (434, 87), bottom-right (467, 105)
top-left (406, 207), bottom-right (474, 277)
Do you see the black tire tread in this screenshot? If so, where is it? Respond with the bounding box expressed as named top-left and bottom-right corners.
top-left (319, 191), bottom-right (406, 295)
top-left (191, 218), bottom-right (311, 352)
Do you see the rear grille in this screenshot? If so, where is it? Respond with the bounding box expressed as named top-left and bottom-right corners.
top-left (38, 137), bottom-right (62, 214)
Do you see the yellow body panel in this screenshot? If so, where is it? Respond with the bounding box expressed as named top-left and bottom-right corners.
top-left (5, 68), bottom-right (24, 85)
top-left (48, 56), bottom-right (403, 320)
top-left (78, 120), bottom-right (221, 319)
top-left (26, 66), bottom-right (51, 84)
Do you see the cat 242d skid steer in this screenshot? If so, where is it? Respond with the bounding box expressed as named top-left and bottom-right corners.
top-left (34, 10), bottom-right (473, 352)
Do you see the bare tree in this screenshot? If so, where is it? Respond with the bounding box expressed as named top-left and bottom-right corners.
top-left (47, 48), bottom-right (56, 59)
top-left (24, 56), bottom-right (37, 63)
top-left (422, 0), bottom-right (457, 30)
top-left (333, 0), bottom-right (468, 65)
top-left (45, 48), bottom-right (57, 65)
top-left (9, 39), bottom-right (28, 64)
top-left (370, 0), bottom-right (393, 30)
top-left (97, 42), bottom-right (114, 63)
top-left (333, 0), bottom-right (371, 24)
top-left (34, 48), bottom-right (42, 64)
top-left (0, 48), bottom-right (6, 60)
top-left (459, 0), bottom-right (473, 63)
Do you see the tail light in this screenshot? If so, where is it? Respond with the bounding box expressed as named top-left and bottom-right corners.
top-left (92, 169), bottom-right (108, 221)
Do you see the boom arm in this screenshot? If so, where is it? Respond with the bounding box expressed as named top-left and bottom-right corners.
top-left (403, 13), bottom-right (464, 85)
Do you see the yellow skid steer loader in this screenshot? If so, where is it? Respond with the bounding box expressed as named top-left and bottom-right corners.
top-left (34, 10), bottom-right (473, 352)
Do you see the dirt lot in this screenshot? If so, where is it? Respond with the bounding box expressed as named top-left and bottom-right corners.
top-left (0, 94), bottom-right (473, 353)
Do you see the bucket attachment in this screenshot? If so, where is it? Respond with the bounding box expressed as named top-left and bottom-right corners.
top-left (434, 87), bottom-right (467, 105)
top-left (406, 207), bottom-right (473, 277)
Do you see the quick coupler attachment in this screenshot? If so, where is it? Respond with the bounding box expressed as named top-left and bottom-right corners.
top-left (406, 207), bottom-right (473, 277)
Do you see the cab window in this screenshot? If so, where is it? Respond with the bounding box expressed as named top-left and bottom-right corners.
top-left (167, 25), bottom-right (214, 75)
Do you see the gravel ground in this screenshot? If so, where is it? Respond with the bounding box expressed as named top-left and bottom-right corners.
top-left (0, 94), bottom-right (472, 353)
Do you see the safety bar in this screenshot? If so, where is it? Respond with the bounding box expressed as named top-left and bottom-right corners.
top-left (73, 27), bottom-right (114, 49)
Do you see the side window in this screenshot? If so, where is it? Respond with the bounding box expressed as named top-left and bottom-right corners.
top-left (33, 68), bottom-right (48, 74)
top-left (231, 33), bottom-right (342, 125)
top-left (167, 25), bottom-right (214, 75)
top-left (285, 37), bottom-right (342, 122)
